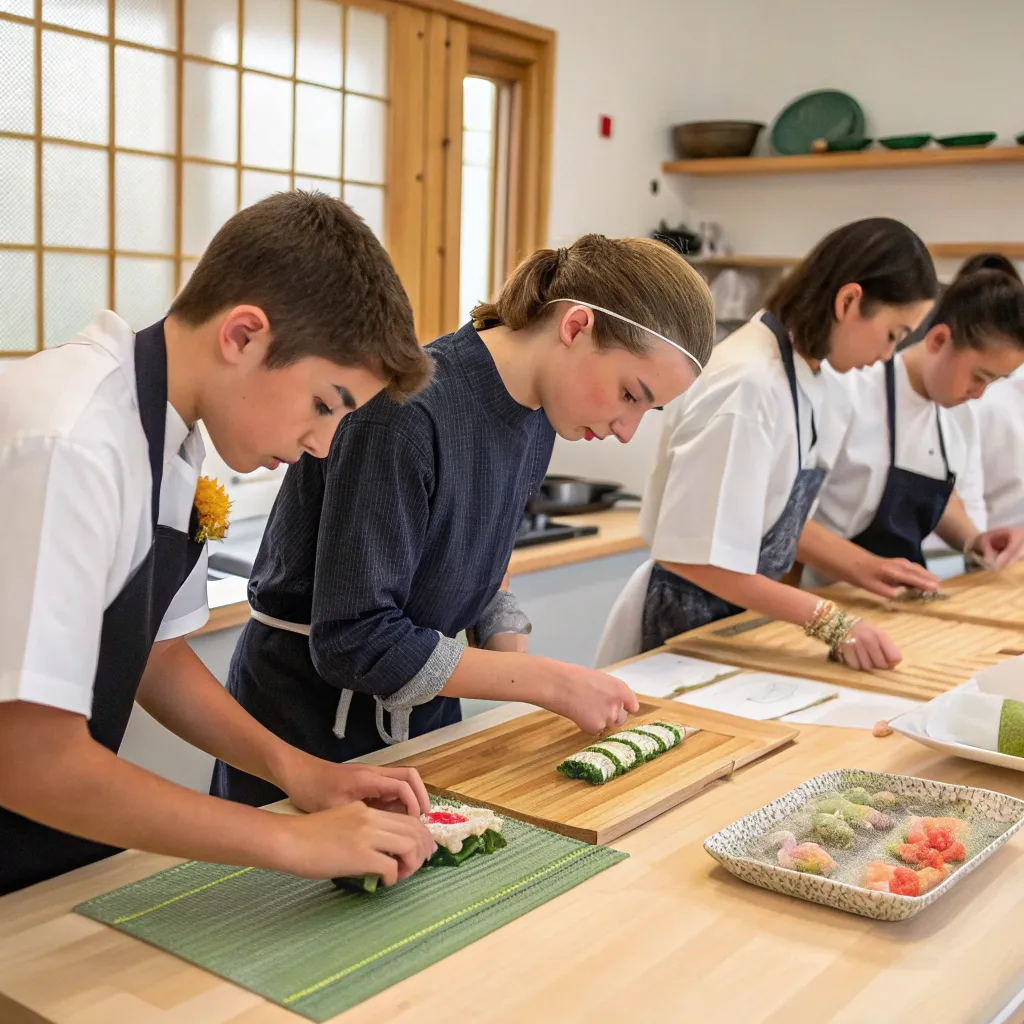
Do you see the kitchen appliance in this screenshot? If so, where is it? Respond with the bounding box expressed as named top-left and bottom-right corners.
top-left (527, 475), bottom-right (640, 516)
top-left (514, 511), bottom-right (598, 548)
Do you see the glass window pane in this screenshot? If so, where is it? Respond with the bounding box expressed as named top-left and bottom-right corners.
top-left (179, 258), bottom-right (198, 289)
top-left (295, 84), bottom-right (341, 178)
top-left (295, 175), bottom-right (340, 199)
top-left (0, 1), bottom-right (34, 16)
top-left (115, 257), bottom-right (175, 329)
top-left (242, 72), bottom-right (292, 171)
top-left (115, 46), bottom-right (176, 154)
top-left (0, 251), bottom-right (36, 352)
top-left (0, 138), bottom-right (35, 245)
top-left (43, 253), bottom-right (108, 349)
top-left (42, 0), bottom-right (108, 34)
top-left (343, 182), bottom-right (383, 242)
top-left (343, 95), bottom-right (385, 184)
top-left (345, 7), bottom-right (387, 98)
top-left (463, 76), bottom-right (494, 132)
top-left (183, 61), bottom-right (238, 163)
top-left (182, 161), bottom-right (236, 256)
top-left (0, 20), bottom-right (34, 134)
top-left (242, 0), bottom-right (294, 77)
top-left (115, 153), bottom-right (175, 253)
top-left (241, 169), bottom-right (290, 209)
top-left (42, 143), bottom-right (108, 248)
top-left (296, 0), bottom-right (342, 88)
top-left (42, 31), bottom-right (109, 145)
top-left (115, 0), bottom-right (176, 48)
top-left (183, 0), bottom-right (238, 64)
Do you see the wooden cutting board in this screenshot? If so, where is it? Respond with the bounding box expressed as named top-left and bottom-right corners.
top-left (667, 607), bottom-right (1023, 701)
top-left (398, 697), bottom-right (796, 844)
top-left (811, 566), bottom-right (1024, 632)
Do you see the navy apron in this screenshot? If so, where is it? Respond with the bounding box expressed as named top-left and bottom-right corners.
top-left (0, 320), bottom-right (204, 896)
top-left (849, 358), bottom-right (955, 567)
top-left (642, 312), bottom-right (828, 651)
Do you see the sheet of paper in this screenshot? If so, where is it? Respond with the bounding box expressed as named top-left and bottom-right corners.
top-left (782, 685), bottom-right (921, 729)
top-left (676, 673), bottom-right (839, 720)
top-left (610, 652), bottom-right (740, 698)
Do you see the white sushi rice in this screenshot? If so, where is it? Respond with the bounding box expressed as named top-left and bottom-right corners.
top-left (588, 740), bottom-right (638, 772)
top-left (610, 730), bottom-right (661, 759)
top-left (632, 723), bottom-right (681, 750)
top-left (424, 804), bottom-right (503, 854)
top-left (563, 750), bottom-right (617, 782)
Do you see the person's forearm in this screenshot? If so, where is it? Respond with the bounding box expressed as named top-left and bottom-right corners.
top-left (136, 638), bottom-right (299, 793)
top-left (657, 560), bottom-right (819, 628)
top-left (935, 490), bottom-right (977, 553)
top-left (797, 520), bottom-right (873, 586)
top-left (439, 647), bottom-right (554, 704)
top-left (0, 702), bottom-right (294, 870)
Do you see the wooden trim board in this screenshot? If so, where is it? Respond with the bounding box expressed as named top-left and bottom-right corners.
top-left (396, 696), bottom-right (797, 844)
top-left (668, 606), bottom-right (1023, 701)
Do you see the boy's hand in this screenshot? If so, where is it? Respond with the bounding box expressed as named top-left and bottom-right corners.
top-left (276, 802), bottom-right (436, 883)
top-left (542, 663), bottom-right (640, 735)
top-left (278, 754), bottom-right (430, 819)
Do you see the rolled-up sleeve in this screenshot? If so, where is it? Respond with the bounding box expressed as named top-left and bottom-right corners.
top-left (308, 418), bottom-right (461, 700)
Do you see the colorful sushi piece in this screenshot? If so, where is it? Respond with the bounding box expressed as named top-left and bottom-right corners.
top-left (556, 720), bottom-right (685, 784)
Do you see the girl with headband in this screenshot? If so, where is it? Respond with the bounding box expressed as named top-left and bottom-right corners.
top-left (597, 218), bottom-right (939, 671)
top-left (214, 234), bottom-right (715, 807)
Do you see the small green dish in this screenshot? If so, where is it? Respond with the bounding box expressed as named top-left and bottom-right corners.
top-left (935, 132), bottom-right (997, 148)
top-left (879, 134), bottom-right (932, 150)
top-left (828, 136), bottom-right (872, 152)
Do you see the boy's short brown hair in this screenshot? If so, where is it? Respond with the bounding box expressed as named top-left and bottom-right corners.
top-left (168, 190), bottom-right (432, 400)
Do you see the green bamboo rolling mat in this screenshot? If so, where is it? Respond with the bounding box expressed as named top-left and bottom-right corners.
top-left (74, 816), bottom-right (626, 1021)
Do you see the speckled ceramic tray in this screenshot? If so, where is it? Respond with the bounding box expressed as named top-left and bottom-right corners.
top-left (704, 770), bottom-right (1024, 921)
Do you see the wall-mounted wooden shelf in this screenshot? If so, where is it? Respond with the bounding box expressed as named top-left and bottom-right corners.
top-left (663, 145), bottom-right (1024, 177)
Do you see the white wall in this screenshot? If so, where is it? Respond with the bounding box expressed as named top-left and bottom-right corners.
top-left (476, 0), bottom-right (1024, 491)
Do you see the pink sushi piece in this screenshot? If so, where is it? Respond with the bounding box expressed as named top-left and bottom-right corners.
top-left (778, 842), bottom-right (837, 876)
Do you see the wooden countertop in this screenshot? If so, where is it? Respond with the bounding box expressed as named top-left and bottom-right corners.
top-left (192, 507), bottom-right (646, 637)
top-left (4, 701), bottom-right (1024, 1023)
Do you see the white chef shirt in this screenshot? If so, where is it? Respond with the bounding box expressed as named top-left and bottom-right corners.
top-left (974, 365), bottom-right (1024, 529)
top-left (812, 351), bottom-right (986, 544)
top-left (0, 312), bottom-right (209, 718)
top-left (640, 313), bottom-right (846, 575)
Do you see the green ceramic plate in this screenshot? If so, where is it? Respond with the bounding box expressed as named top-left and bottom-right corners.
top-left (771, 89), bottom-right (865, 155)
top-left (935, 132), bottom-right (997, 148)
top-left (879, 134), bottom-right (932, 150)
top-left (828, 136), bottom-right (872, 152)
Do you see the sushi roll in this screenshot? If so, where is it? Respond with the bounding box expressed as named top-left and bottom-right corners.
top-left (632, 722), bottom-right (683, 751)
top-left (606, 729), bottom-right (662, 762)
top-left (584, 740), bottom-right (639, 774)
top-left (556, 749), bottom-right (618, 784)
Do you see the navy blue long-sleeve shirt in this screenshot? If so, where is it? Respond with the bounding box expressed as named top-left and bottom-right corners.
top-left (216, 323), bottom-right (555, 798)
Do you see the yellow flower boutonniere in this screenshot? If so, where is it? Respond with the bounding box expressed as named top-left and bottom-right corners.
top-left (193, 476), bottom-right (232, 544)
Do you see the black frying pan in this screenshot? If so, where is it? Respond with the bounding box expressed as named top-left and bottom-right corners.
top-left (526, 475), bottom-right (640, 516)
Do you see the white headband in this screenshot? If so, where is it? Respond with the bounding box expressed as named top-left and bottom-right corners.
top-left (544, 299), bottom-right (703, 374)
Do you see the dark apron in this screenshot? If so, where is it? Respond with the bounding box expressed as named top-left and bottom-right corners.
top-left (642, 312), bottom-right (828, 651)
top-left (0, 320), bottom-right (204, 896)
top-left (849, 357), bottom-right (955, 567)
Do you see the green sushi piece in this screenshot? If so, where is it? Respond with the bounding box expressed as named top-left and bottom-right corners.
top-left (585, 740), bottom-right (638, 774)
top-left (998, 699), bottom-right (1024, 757)
top-left (607, 729), bottom-right (662, 761)
top-left (843, 787), bottom-right (874, 806)
top-left (332, 873), bottom-right (380, 894)
top-left (869, 790), bottom-right (898, 811)
top-left (557, 749), bottom-right (617, 784)
top-left (811, 811), bottom-right (856, 849)
top-left (649, 721), bottom-right (684, 746)
top-left (632, 722), bottom-right (682, 751)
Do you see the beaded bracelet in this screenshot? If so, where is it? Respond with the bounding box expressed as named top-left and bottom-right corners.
top-left (804, 598), bottom-right (860, 661)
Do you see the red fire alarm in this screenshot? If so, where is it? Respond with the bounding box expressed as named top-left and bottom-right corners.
top-left (599, 114), bottom-right (612, 138)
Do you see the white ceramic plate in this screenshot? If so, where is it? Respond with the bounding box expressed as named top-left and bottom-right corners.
top-left (890, 682), bottom-right (1024, 773)
top-left (704, 769), bottom-right (1024, 921)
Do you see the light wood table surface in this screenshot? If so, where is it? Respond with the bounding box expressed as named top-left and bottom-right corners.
top-left (3, 697), bottom-right (1024, 1024)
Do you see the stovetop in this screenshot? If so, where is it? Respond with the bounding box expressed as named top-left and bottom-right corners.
top-left (513, 512), bottom-right (599, 549)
